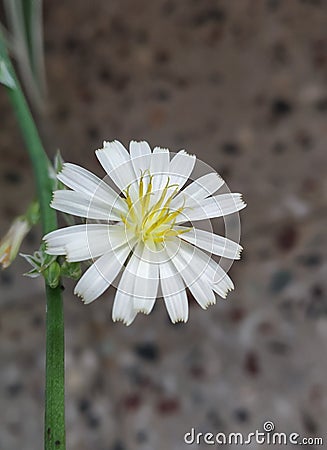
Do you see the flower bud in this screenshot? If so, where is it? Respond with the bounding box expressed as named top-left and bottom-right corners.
top-left (0, 218), bottom-right (30, 269)
top-left (43, 261), bottom-right (61, 288)
top-left (60, 261), bottom-right (82, 280)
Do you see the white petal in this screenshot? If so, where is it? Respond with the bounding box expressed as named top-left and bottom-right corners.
top-left (169, 150), bottom-right (195, 190)
top-left (129, 140), bottom-right (152, 177)
top-left (44, 224), bottom-right (127, 261)
top-left (150, 147), bottom-right (170, 199)
top-left (57, 163), bottom-right (125, 213)
top-left (44, 224), bottom-right (99, 255)
top-left (74, 242), bottom-right (132, 304)
top-left (112, 243), bottom-right (159, 315)
top-left (171, 172), bottom-right (224, 209)
top-left (43, 226), bottom-right (78, 255)
top-left (97, 140), bottom-right (129, 173)
top-left (65, 226), bottom-right (129, 262)
top-left (112, 246), bottom-right (153, 324)
top-left (176, 193), bottom-right (246, 223)
top-left (112, 290), bottom-right (137, 326)
top-left (203, 256), bottom-right (234, 298)
top-left (150, 146), bottom-right (170, 174)
top-left (176, 227), bottom-right (242, 259)
top-left (132, 244), bottom-right (159, 314)
top-left (96, 140), bottom-right (137, 195)
top-left (166, 240), bottom-right (215, 309)
top-left (171, 239), bottom-right (234, 299)
top-left (211, 262), bottom-right (234, 299)
top-left (51, 190), bottom-right (122, 221)
top-left (159, 252), bottom-right (188, 323)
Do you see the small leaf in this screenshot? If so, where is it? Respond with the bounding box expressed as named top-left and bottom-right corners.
top-left (54, 149), bottom-right (64, 174)
top-left (48, 149), bottom-right (64, 184)
top-left (0, 60), bottom-right (15, 89)
top-left (23, 268), bottom-right (41, 278)
top-left (20, 252), bottom-right (41, 269)
top-left (20, 247), bottom-right (56, 274)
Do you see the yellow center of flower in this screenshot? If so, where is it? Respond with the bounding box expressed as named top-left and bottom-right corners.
top-left (121, 171), bottom-right (190, 247)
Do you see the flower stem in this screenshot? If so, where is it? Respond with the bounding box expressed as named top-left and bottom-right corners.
top-left (0, 32), bottom-right (65, 449)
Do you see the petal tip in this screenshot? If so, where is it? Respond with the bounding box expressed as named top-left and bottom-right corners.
top-left (205, 298), bottom-right (216, 308)
top-left (135, 308), bottom-right (150, 315)
top-left (113, 316), bottom-right (133, 326)
top-left (237, 246), bottom-right (243, 259)
top-left (172, 317), bottom-right (188, 324)
top-left (74, 288), bottom-right (84, 301)
top-left (179, 149), bottom-right (195, 158)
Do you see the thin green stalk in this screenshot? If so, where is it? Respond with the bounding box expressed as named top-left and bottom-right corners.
top-left (0, 32), bottom-right (65, 450)
top-left (3, 0), bottom-right (46, 112)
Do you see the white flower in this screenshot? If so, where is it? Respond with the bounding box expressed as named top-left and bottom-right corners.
top-left (44, 140), bottom-right (246, 325)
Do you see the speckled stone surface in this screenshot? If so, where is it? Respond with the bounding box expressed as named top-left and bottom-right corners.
top-left (1, 1), bottom-right (327, 449)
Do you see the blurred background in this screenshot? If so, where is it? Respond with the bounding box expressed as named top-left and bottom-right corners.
top-left (1, 0), bottom-right (327, 449)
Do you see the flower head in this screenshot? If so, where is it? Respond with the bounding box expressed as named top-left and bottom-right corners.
top-left (0, 217), bottom-right (30, 269)
top-left (44, 140), bottom-right (246, 325)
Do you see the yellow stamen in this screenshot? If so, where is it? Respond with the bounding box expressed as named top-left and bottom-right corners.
top-left (122, 171), bottom-right (190, 245)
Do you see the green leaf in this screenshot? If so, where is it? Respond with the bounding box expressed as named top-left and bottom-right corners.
top-left (24, 267), bottom-right (41, 278)
top-left (54, 149), bottom-right (64, 174)
top-left (48, 149), bottom-right (66, 191)
top-left (0, 59), bottom-right (15, 88)
top-left (20, 252), bottom-right (42, 269)
top-left (21, 247), bottom-right (56, 274)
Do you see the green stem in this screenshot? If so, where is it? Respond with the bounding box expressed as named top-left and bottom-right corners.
top-left (45, 285), bottom-right (65, 449)
top-left (0, 33), bottom-right (65, 449)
